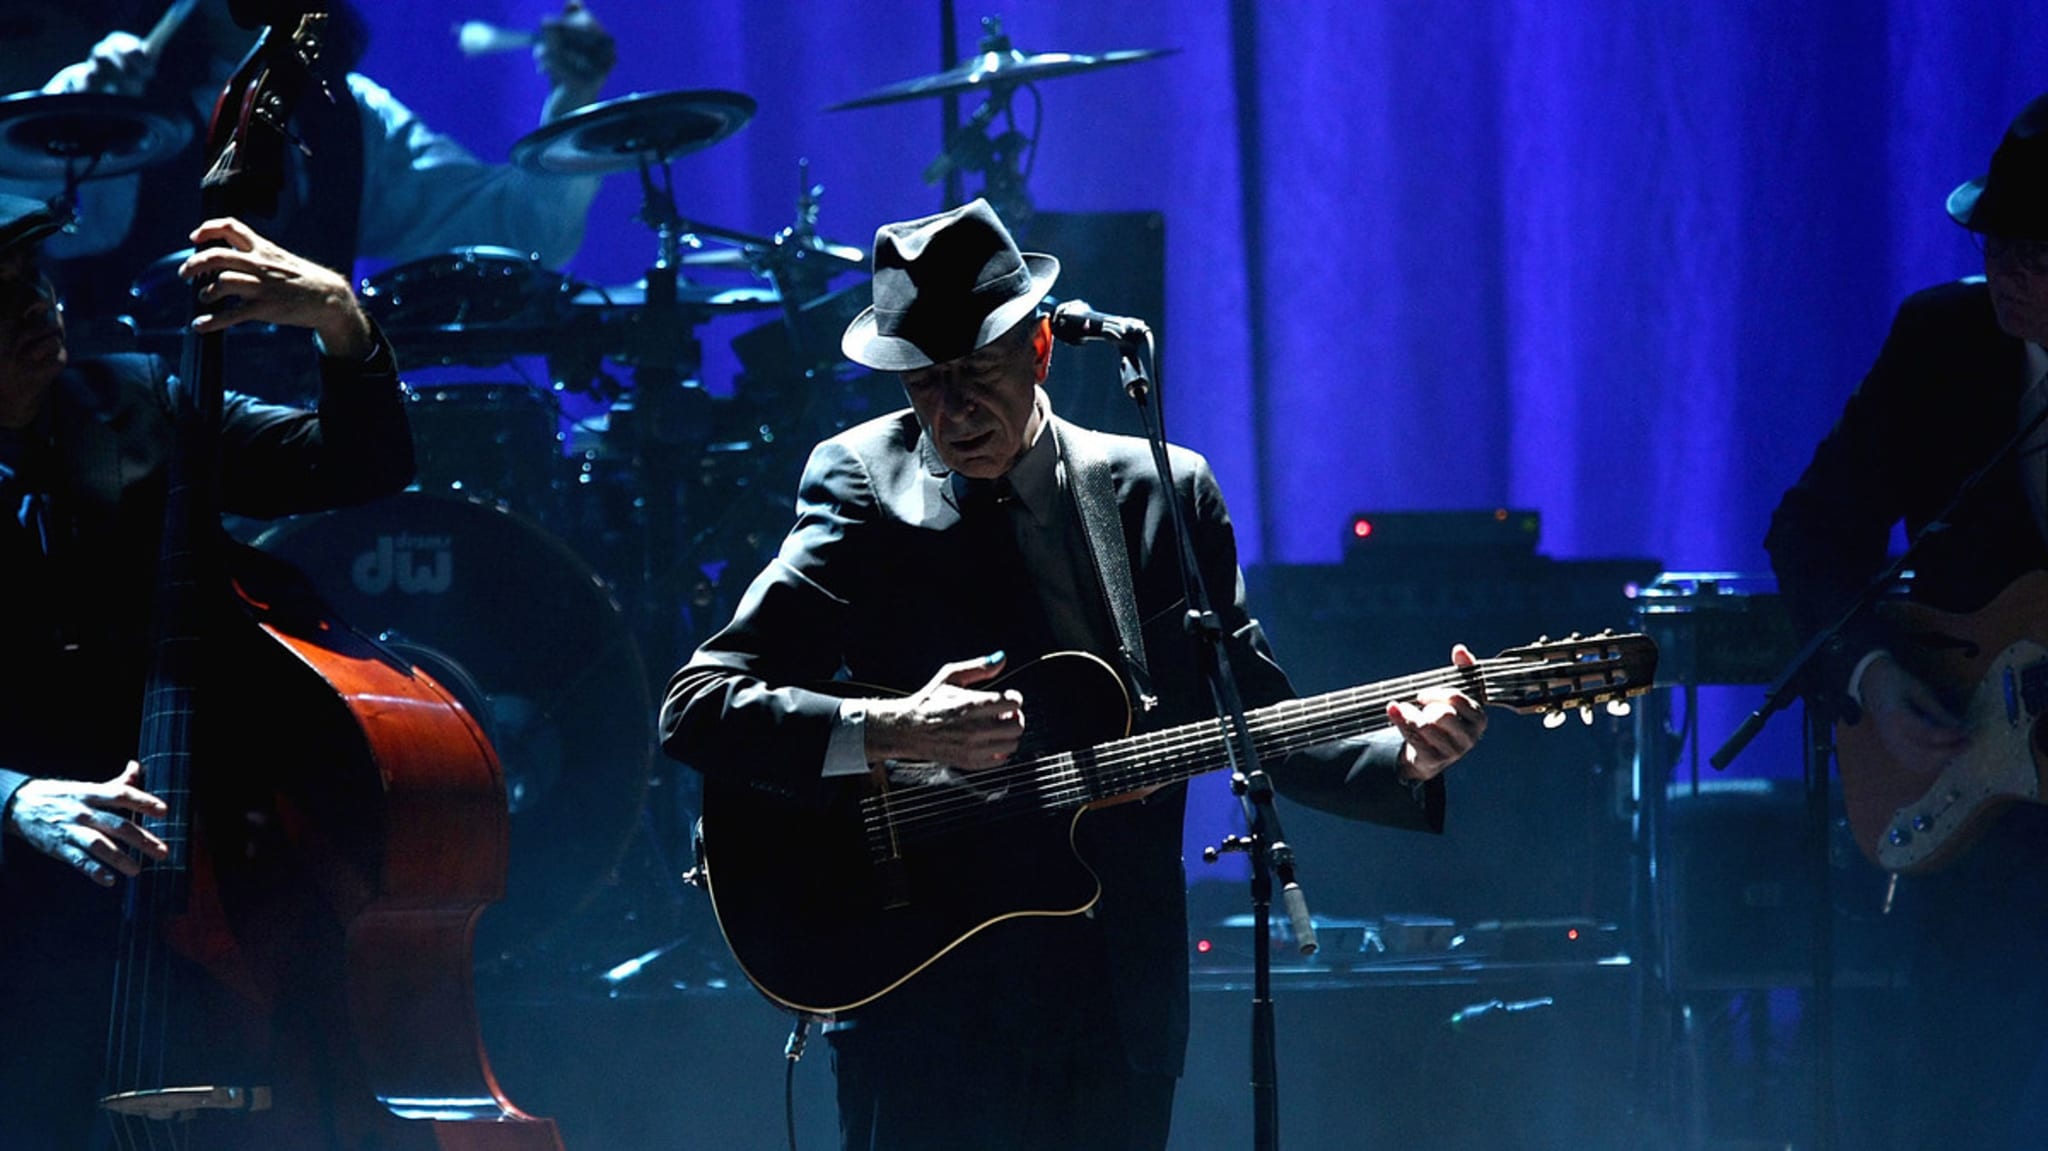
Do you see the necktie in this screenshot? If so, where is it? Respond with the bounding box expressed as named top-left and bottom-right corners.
top-left (957, 476), bottom-right (1058, 662)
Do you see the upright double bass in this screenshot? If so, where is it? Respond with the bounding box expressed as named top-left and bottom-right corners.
top-left (98, 5), bottom-right (565, 1147)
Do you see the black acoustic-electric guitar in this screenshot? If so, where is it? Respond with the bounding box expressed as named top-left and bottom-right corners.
top-left (696, 633), bottom-right (1659, 1016)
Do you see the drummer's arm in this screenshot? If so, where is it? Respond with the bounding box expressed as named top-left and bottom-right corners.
top-left (43, 32), bottom-right (154, 96)
top-left (350, 74), bottom-right (600, 269)
top-left (535, 1), bottom-right (616, 125)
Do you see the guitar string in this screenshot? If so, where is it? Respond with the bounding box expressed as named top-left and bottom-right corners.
top-left (859, 658), bottom-right (1578, 832)
top-left (861, 663), bottom-right (1482, 825)
top-left (865, 654), bottom-right (1644, 841)
top-left (869, 691), bottom-right (1411, 842)
top-left (859, 654), bottom-right (1638, 840)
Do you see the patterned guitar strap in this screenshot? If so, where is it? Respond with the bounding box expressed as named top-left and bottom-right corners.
top-left (1057, 423), bottom-right (1157, 714)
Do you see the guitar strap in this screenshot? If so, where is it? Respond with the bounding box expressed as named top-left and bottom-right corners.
top-left (1056, 421), bottom-right (1158, 713)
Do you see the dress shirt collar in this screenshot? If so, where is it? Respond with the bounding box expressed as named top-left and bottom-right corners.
top-left (1002, 390), bottom-right (1062, 528)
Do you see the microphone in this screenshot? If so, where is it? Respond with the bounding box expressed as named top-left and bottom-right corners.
top-left (454, 20), bottom-right (535, 56)
top-left (1049, 299), bottom-right (1151, 346)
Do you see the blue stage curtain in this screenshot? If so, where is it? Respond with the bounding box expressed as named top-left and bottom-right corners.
top-left (362, 0), bottom-right (2048, 573)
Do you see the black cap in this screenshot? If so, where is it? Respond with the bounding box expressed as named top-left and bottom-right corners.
top-left (0, 193), bottom-right (63, 258)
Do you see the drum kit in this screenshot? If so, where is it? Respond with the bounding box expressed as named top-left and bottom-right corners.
top-left (0, 21), bottom-right (1173, 975)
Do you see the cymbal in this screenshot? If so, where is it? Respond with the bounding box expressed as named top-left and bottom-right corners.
top-left (678, 233), bottom-right (866, 271)
top-left (510, 89), bottom-right (755, 175)
top-left (569, 280), bottom-right (782, 313)
top-left (0, 91), bottom-right (193, 180)
top-left (827, 47), bottom-right (1176, 111)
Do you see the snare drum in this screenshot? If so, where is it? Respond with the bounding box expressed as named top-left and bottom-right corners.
top-left (253, 493), bottom-right (651, 953)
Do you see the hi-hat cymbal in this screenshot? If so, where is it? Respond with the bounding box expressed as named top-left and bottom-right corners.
top-left (0, 91), bottom-right (193, 180)
top-left (827, 47), bottom-right (1176, 111)
top-left (511, 89), bottom-right (756, 175)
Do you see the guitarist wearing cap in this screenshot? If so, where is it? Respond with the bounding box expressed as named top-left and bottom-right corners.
top-left (662, 199), bottom-right (1494, 1151)
top-left (1766, 94), bottom-right (2048, 1151)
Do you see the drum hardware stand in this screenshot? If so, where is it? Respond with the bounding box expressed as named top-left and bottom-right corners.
top-left (938, 0), bottom-right (964, 210)
top-left (613, 150), bottom-right (715, 669)
top-left (920, 16), bottom-right (1038, 229)
top-left (759, 158), bottom-right (848, 309)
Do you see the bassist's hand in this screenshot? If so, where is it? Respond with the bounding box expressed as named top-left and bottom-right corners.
top-left (1858, 655), bottom-right (1968, 769)
top-left (4, 761), bottom-right (170, 886)
top-left (864, 651), bottom-right (1026, 770)
top-left (180, 219), bottom-right (376, 359)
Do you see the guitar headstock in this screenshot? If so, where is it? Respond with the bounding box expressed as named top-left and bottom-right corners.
top-left (1479, 631), bottom-right (1660, 725)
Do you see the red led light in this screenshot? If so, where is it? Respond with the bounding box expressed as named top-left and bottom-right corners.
top-left (1196, 939), bottom-right (1212, 953)
top-left (1351, 518), bottom-right (1373, 539)
top-left (1567, 928), bottom-right (1580, 941)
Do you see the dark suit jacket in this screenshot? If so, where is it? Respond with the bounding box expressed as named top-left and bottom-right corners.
top-left (0, 348), bottom-right (416, 884)
top-left (663, 408), bottom-right (1443, 1076)
top-left (1766, 278), bottom-right (2048, 689)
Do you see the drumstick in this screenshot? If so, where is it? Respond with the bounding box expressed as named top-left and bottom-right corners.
top-left (140, 0), bottom-right (203, 59)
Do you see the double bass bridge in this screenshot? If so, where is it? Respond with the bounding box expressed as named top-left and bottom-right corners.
top-left (99, 1084), bottom-right (274, 1122)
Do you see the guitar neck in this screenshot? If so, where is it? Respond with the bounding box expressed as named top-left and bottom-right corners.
top-left (1076, 665), bottom-right (1482, 801)
top-left (864, 635), bottom-right (1651, 846)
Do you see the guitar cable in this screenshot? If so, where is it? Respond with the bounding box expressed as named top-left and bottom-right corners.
top-left (784, 1014), bottom-right (812, 1151)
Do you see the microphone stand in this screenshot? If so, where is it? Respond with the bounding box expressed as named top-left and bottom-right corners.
top-left (1708, 396), bottom-right (2048, 1151)
top-left (1113, 331), bottom-right (1312, 1151)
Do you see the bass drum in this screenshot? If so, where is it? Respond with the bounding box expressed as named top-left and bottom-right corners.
top-left (253, 492), bottom-right (650, 961)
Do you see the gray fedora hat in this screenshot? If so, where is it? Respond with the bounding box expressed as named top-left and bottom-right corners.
top-left (841, 198), bottom-right (1059, 371)
top-left (1949, 93), bottom-right (2048, 240)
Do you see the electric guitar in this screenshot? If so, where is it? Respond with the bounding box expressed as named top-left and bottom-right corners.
top-left (695, 633), bottom-right (1659, 1016)
top-left (1839, 571), bottom-right (2048, 874)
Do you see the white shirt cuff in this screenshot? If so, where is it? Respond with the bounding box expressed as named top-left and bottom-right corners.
top-left (822, 701), bottom-right (870, 778)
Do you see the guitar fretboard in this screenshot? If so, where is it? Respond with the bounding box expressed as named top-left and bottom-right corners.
top-left (858, 650), bottom-right (1640, 853)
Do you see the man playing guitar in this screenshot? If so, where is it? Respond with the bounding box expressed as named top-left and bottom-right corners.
top-left (1765, 93), bottom-right (2048, 1150)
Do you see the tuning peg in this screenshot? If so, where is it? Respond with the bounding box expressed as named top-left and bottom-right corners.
top-left (1605, 699), bottom-right (1632, 718)
top-left (1543, 711), bottom-right (1568, 730)
top-left (1579, 706), bottom-right (1594, 725)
